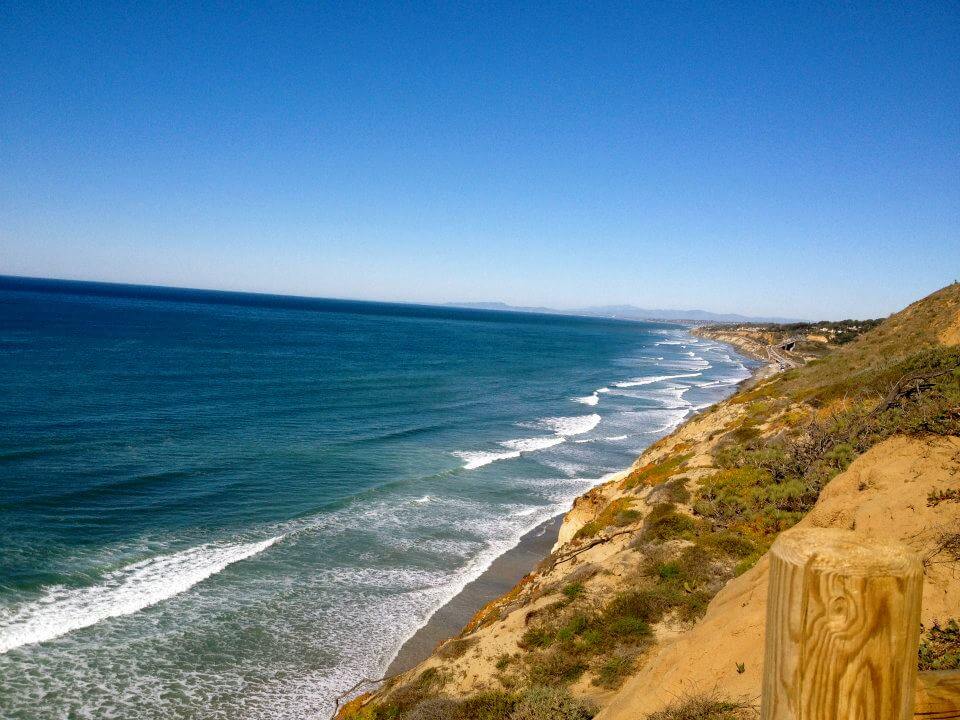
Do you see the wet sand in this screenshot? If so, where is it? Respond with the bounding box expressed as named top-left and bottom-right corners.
top-left (387, 514), bottom-right (563, 675)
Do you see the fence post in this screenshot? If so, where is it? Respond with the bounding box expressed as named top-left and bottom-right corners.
top-left (760, 527), bottom-right (924, 720)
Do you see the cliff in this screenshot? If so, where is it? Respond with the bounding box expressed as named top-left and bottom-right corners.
top-left (338, 283), bottom-right (960, 720)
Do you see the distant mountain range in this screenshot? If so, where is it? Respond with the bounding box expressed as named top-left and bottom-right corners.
top-left (446, 301), bottom-right (802, 324)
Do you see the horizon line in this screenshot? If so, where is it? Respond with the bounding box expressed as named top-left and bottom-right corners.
top-left (0, 274), bottom-right (823, 324)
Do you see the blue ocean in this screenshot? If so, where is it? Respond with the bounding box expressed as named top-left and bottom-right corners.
top-left (0, 277), bottom-right (752, 719)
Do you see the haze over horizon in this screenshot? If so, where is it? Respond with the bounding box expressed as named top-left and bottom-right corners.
top-left (2, 2), bottom-right (958, 319)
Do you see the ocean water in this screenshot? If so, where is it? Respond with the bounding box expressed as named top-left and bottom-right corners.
top-left (0, 277), bottom-right (753, 720)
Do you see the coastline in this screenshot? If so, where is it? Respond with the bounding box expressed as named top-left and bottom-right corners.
top-left (691, 325), bottom-right (780, 388)
top-left (338, 327), bottom-right (783, 718)
top-left (387, 514), bottom-right (565, 675)
top-left (378, 333), bottom-right (762, 686)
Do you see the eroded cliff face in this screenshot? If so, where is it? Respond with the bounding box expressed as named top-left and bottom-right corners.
top-left (598, 435), bottom-right (960, 719)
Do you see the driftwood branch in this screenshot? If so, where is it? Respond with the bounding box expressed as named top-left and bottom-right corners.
top-left (542, 528), bottom-right (636, 573)
top-left (871, 367), bottom-right (956, 417)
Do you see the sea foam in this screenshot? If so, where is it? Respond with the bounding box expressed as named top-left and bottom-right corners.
top-left (613, 372), bottom-right (701, 388)
top-left (455, 414), bottom-right (600, 469)
top-left (453, 449), bottom-right (522, 469)
top-left (500, 436), bottom-right (566, 452)
top-left (534, 413), bottom-right (601, 436)
top-left (0, 536), bottom-right (281, 654)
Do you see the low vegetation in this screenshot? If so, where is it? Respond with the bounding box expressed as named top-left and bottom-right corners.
top-left (346, 682), bottom-right (595, 720)
top-left (621, 454), bottom-right (691, 491)
top-left (645, 694), bottom-right (754, 720)
top-left (918, 619), bottom-right (960, 671)
top-left (573, 498), bottom-right (640, 540)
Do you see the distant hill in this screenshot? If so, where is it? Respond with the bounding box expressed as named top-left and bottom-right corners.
top-left (447, 301), bottom-right (802, 324)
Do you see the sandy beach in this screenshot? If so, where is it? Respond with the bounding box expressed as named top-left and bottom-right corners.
top-left (388, 514), bottom-right (565, 675)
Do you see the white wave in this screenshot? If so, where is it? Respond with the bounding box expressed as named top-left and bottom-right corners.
top-left (413, 495), bottom-right (431, 504)
top-left (657, 358), bottom-right (711, 372)
top-left (655, 340), bottom-right (686, 345)
top-left (605, 434), bottom-right (629, 441)
top-left (613, 372), bottom-right (701, 388)
top-left (695, 378), bottom-right (740, 388)
top-left (631, 407), bottom-right (691, 435)
top-left (596, 386), bottom-right (611, 394)
top-left (647, 385), bottom-right (694, 409)
top-left (453, 449), bottom-right (521, 469)
top-left (453, 434), bottom-right (567, 469)
top-left (535, 413), bottom-right (601, 436)
top-left (0, 537), bottom-right (281, 654)
top-left (500, 436), bottom-right (566, 452)
top-left (574, 393), bottom-right (599, 406)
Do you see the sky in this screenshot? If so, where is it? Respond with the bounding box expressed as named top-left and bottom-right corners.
top-left (1, 1), bottom-right (958, 320)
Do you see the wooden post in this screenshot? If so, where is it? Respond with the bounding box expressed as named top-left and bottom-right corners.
top-left (761, 527), bottom-right (924, 720)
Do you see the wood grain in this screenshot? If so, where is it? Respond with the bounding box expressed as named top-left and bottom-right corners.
top-left (760, 527), bottom-right (924, 720)
top-left (915, 671), bottom-right (960, 719)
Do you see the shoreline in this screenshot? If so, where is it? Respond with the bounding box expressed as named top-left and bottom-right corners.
top-left (387, 514), bottom-right (565, 675)
top-left (691, 325), bottom-right (780, 388)
top-left (382, 334), bottom-right (762, 682)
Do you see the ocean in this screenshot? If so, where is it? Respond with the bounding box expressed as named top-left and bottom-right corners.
top-left (0, 277), bottom-right (753, 719)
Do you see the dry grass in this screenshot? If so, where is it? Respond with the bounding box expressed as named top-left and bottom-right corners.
top-left (645, 694), bottom-right (756, 720)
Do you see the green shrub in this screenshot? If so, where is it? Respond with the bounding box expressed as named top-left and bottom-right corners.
top-left (526, 646), bottom-right (588, 685)
top-left (657, 561), bottom-right (681, 580)
top-left (642, 509), bottom-right (698, 541)
top-left (510, 686), bottom-right (594, 720)
top-left (649, 476), bottom-right (692, 504)
top-left (456, 690), bottom-right (519, 720)
top-left (555, 614), bottom-right (589, 642)
top-left (699, 532), bottom-right (755, 559)
top-left (520, 625), bottom-right (554, 649)
top-left (592, 653), bottom-right (635, 688)
top-left (574, 498), bottom-right (641, 540)
top-left (621, 454), bottom-right (692, 491)
top-left (605, 616), bottom-right (651, 639)
top-left (676, 590), bottom-right (712, 622)
top-left (606, 585), bottom-right (683, 624)
top-left (919, 619), bottom-right (960, 671)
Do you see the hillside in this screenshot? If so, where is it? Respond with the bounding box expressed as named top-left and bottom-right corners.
top-left (447, 301), bottom-right (801, 324)
top-left (338, 283), bottom-right (960, 720)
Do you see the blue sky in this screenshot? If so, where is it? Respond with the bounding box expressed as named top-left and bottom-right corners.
top-left (1, 1), bottom-right (957, 319)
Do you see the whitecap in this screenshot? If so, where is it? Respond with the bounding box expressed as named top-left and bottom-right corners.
top-left (453, 435), bottom-right (565, 469)
top-left (534, 413), bottom-right (601, 436)
top-left (499, 436), bottom-right (566, 452)
top-left (0, 536), bottom-right (281, 654)
top-left (613, 372), bottom-right (701, 388)
top-left (453, 449), bottom-right (521, 469)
